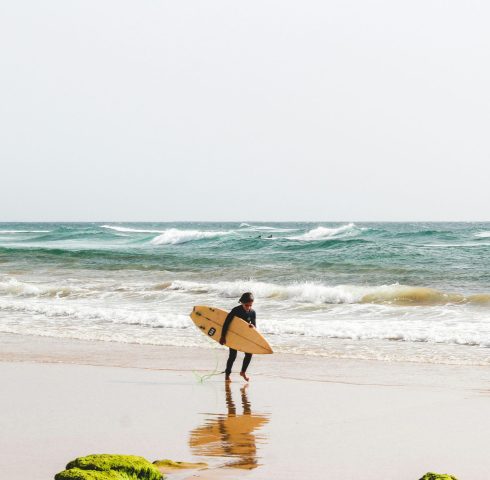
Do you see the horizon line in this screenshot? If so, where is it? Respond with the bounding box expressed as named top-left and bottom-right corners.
top-left (1, 220), bottom-right (490, 224)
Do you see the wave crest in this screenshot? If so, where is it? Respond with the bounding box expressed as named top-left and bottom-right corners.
top-left (101, 225), bottom-right (164, 234)
top-left (162, 279), bottom-right (490, 306)
top-left (361, 286), bottom-right (467, 305)
top-left (239, 224), bottom-right (299, 233)
top-left (288, 223), bottom-right (358, 241)
top-left (150, 229), bottom-right (231, 245)
top-left (3, 274), bottom-right (490, 308)
top-left (0, 278), bottom-right (75, 298)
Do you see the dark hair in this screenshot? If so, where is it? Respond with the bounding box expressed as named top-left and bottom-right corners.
top-left (239, 292), bottom-right (254, 304)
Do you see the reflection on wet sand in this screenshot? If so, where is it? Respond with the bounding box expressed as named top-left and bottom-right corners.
top-left (189, 384), bottom-right (270, 469)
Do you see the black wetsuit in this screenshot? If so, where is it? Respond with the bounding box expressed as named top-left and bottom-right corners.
top-left (222, 305), bottom-right (256, 375)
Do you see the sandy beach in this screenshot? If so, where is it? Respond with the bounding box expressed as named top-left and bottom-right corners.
top-left (1, 332), bottom-right (489, 480)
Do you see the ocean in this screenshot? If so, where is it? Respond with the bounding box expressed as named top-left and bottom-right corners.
top-left (1, 222), bottom-right (490, 365)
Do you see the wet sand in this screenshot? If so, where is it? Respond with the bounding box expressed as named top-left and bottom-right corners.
top-left (1, 333), bottom-right (490, 479)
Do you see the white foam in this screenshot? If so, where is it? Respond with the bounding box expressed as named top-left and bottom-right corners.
top-left (0, 300), bottom-right (188, 329)
top-left (0, 278), bottom-right (79, 298)
top-left (101, 225), bottom-right (164, 234)
top-left (164, 279), bottom-right (490, 307)
top-left (167, 279), bottom-right (383, 304)
top-left (475, 231), bottom-right (490, 238)
top-left (150, 229), bottom-right (231, 245)
top-left (2, 271), bottom-right (490, 362)
top-left (1, 275), bottom-right (482, 308)
top-left (0, 278), bottom-right (41, 296)
top-left (261, 316), bottom-right (490, 348)
top-left (288, 223), bottom-right (358, 241)
top-left (239, 224), bottom-right (299, 233)
top-left (2, 295), bottom-right (490, 352)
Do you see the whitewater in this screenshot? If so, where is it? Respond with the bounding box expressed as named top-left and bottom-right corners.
top-left (1, 221), bottom-right (490, 365)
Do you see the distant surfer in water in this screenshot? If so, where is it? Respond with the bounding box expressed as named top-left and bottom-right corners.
top-left (220, 292), bottom-right (256, 382)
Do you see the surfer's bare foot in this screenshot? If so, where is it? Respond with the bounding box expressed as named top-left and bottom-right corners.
top-left (225, 375), bottom-right (231, 382)
top-left (240, 371), bottom-right (249, 382)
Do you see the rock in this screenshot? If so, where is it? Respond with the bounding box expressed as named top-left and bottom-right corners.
top-left (419, 473), bottom-right (459, 480)
top-left (55, 454), bottom-right (163, 480)
top-left (54, 468), bottom-right (124, 479)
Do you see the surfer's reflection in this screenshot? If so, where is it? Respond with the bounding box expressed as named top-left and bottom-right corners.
top-left (189, 383), bottom-right (269, 469)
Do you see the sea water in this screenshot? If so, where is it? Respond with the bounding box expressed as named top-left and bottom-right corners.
top-left (1, 222), bottom-right (490, 365)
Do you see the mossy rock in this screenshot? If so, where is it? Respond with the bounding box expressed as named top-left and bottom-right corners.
top-left (55, 454), bottom-right (163, 480)
top-left (419, 473), bottom-right (458, 480)
top-left (54, 468), bottom-right (130, 480)
top-left (153, 459), bottom-right (207, 473)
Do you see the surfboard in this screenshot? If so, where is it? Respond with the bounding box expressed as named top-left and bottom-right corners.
top-left (190, 306), bottom-right (273, 354)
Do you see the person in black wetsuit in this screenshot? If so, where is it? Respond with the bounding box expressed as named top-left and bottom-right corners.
top-left (220, 292), bottom-right (256, 382)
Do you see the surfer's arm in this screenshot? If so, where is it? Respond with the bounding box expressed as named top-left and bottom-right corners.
top-left (220, 308), bottom-right (237, 342)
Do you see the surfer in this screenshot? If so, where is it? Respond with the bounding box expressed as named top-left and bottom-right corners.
top-left (220, 292), bottom-right (256, 382)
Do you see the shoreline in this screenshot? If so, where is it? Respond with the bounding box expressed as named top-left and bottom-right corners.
top-left (1, 332), bottom-right (489, 391)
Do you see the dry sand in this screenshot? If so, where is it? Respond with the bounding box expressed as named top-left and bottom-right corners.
top-left (1, 332), bottom-right (490, 480)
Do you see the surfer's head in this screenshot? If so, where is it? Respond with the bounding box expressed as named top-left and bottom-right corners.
top-left (239, 292), bottom-right (254, 311)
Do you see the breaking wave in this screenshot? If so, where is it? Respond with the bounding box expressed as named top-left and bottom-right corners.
top-left (150, 229), bottom-right (231, 245)
top-left (101, 225), bottom-right (164, 234)
top-left (159, 279), bottom-right (490, 306)
top-left (3, 274), bottom-right (490, 307)
top-left (0, 278), bottom-right (82, 298)
top-left (288, 223), bottom-right (359, 241)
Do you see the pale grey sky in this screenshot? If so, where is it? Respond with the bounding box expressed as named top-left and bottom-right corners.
top-left (1, 1), bottom-right (489, 221)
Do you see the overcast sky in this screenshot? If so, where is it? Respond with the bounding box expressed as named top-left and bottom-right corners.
top-left (1, 1), bottom-right (489, 222)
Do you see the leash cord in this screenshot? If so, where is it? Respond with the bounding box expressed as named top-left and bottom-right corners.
top-left (193, 337), bottom-right (225, 383)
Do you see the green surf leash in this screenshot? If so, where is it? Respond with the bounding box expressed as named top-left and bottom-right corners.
top-left (192, 336), bottom-right (225, 383)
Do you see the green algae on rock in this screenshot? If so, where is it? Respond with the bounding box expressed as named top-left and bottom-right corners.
top-left (419, 473), bottom-right (458, 480)
top-left (55, 454), bottom-right (163, 480)
top-left (54, 468), bottom-right (129, 480)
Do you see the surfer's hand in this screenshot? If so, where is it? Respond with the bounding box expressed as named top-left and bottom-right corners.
top-left (219, 336), bottom-right (226, 345)
top-left (248, 324), bottom-right (254, 328)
